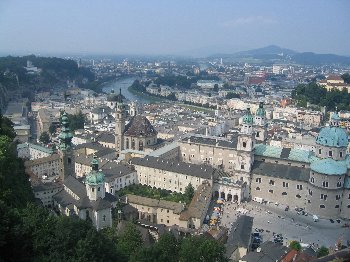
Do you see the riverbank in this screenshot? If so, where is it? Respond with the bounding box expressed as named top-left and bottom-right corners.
top-left (127, 85), bottom-right (169, 104)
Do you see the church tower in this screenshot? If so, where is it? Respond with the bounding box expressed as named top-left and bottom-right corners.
top-left (58, 112), bottom-right (74, 180)
top-left (254, 102), bottom-right (267, 142)
top-left (236, 108), bottom-right (255, 181)
top-left (115, 89), bottom-right (127, 156)
top-left (86, 156), bottom-right (106, 201)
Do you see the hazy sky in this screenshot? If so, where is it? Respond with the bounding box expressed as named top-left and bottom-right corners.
top-left (0, 0), bottom-right (349, 56)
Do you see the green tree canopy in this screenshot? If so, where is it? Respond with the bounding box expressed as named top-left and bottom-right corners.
top-left (341, 73), bottom-right (350, 84)
top-left (289, 240), bottom-right (301, 251)
top-left (317, 246), bottom-right (329, 258)
top-left (39, 131), bottom-right (50, 144)
top-left (184, 183), bottom-right (195, 204)
top-left (117, 222), bottom-right (143, 258)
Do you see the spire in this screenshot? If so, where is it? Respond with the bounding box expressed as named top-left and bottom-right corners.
top-left (58, 111), bottom-right (73, 150)
top-left (255, 102), bottom-right (266, 117)
top-left (119, 88), bottom-right (122, 103)
top-left (91, 155), bottom-right (99, 171)
top-left (242, 108), bottom-right (254, 124)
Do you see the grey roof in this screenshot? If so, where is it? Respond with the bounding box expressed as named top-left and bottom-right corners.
top-left (96, 132), bottom-right (115, 144)
top-left (240, 241), bottom-right (289, 262)
top-left (124, 115), bottom-right (157, 137)
top-left (102, 163), bottom-right (135, 181)
top-left (53, 190), bottom-right (75, 209)
top-left (129, 156), bottom-right (215, 180)
top-left (126, 194), bottom-right (185, 214)
top-left (64, 176), bottom-right (87, 199)
top-left (32, 182), bottom-right (63, 192)
top-left (91, 106), bottom-right (112, 114)
top-left (74, 142), bottom-right (106, 151)
top-left (226, 215), bottom-right (253, 255)
top-left (181, 134), bottom-right (238, 149)
top-left (91, 198), bottom-right (112, 211)
top-left (252, 161), bottom-right (310, 182)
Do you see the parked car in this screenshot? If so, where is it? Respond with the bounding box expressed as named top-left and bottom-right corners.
top-left (330, 219), bottom-right (335, 223)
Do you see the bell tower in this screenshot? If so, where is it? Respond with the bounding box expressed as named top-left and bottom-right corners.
top-left (115, 89), bottom-right (126, 156)
top-left (58, 112), bottom-right (74, 180)
top-left (254, 102), bottom-right (267, 142)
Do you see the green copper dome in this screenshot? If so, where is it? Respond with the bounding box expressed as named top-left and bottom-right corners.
top-left (256, 102), bottom-right (266, 117)
top-left (243, 108), bottom-right (254, 124)
top-left (316, 126), bottom-right (348, 148)
top-left (86, 156), bottom-right (105, 186)
top-left (310, 158), bottom-right (347, 175)
top-left (58, 112), bottom-right (73, 150)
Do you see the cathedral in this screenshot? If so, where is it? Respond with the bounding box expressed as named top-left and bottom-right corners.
top-left (114, 90), bottom-right (158, 156)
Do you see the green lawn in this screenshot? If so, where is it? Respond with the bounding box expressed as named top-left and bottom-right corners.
top-left (117, 184), bottom-right (191, 205)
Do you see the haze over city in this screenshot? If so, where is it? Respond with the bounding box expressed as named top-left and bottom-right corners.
top-left (0, 0), bottom-right (349, 56)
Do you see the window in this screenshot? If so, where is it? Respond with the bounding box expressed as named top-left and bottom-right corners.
top-left (336, 195), bottom-right (341, 200)
top-left (319, 149), bottom-right (322, 154)
top-left (103, 215), bottom-right (106, 221)
top-left (68, 157), bottom-right (72, 164)
top-left (283, 182), bottom-right (289, 188)
top-left (269, 189), bottom-right (274, 193)
top-left (320, 205), bottom-right (325, 208)
top-left (348, 205), bottom-right (350, 208)
top-left (241, 164), bottom-right (245, 170)
top-left (348, 194), bottom-right (350, 199)
top-left (161, 219), bottom-right (163, 222)
top-left (167, 220), bottom-right (169, 224)
top-left (167, 209), bottom-right (169, 213)
top-left (256, 187), bottom-right (260, 191)
top-left (98, 187), bottom-right (100, 191)
top-left (322, 181), bottom-right (329, 188)
top-left (335, 205), bottom-right (340, 208)
top-left (328, 151), bottom-right (333, 157)
top-left (282, 192), bottom-right (287, 196)
top-left (340, 152), bottom-right (343, 158)
top-left (320, 194), bottom-right (328, 200)
top-left (296, 194), bottom-right (301, 199)
top-left (92, 188), bottom-right (95, 192)
top-left (256, 178), bottom-right (261, 183)
top-left (337, 181), bottom-right (342, 187)
top-left (256, 132), bottom-right (260, 137)
top-left (269, 180), bottom-right (275, 186)
top-left (243, 142), bottom-right (247, 148)
top-left (139, 141), bottom-right (144, 151)
top-left (297, 184), bottom-right (303, 190)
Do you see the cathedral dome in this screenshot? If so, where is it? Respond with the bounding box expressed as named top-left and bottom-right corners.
top-left (242, 108), bottom-right (254, 124)
top-left (310, 158), bottom-right (347, 175)
top-left (124, 115), bottom-right (157, 137)
top-left (316, 126), bottom-right (348, 148)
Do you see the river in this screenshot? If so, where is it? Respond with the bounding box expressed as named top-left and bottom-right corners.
top-left (102, 77), bottom-right (151, 103)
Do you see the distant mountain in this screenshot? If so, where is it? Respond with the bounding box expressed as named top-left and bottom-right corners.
top-left (208, 45), bottom-right (350, 65)
top-left (236, 45), bottom-right (296, 56)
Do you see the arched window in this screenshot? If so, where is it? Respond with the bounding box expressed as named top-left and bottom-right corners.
top-left (131, 139), bottom-right (135, 150)
top-left (103, 215), bottom-right (106, 221)
top-left (139, 141), bottom-right (144, 151)
top-left (243, 142), bottom-right (247, 148)
top-left (126, 138), bottom-right (129, 149)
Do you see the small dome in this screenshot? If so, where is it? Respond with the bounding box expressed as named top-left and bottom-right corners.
top-left (331, 112), bottom-right (340, 121)
top-left (86, 172), bottom-right (105, 185)
top-left (310, 158), bottom-right (347, 175)
top-left (242, 108), bottom-right (254, 124)
top-left (255, 102), bottom-right (266, 117)
top-left (316, 126), bottom-right (348, 148)
top-left (86, 156), bottom-right (105, 185)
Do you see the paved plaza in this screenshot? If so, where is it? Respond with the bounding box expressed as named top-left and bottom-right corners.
top-left (216, 200), bottom-right (350, 248)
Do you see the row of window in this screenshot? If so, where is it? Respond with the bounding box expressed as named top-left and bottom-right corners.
top-left (310, 177), bottom-right (342, 188)
top-left (318, 148), bottom-right (343, 158)
top-left (255, 178), bottom-right (303, 190)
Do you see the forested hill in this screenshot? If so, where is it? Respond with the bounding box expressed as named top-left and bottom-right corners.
top-left (0, 55), bottom-right (94, 91)
top-left (292, 81), bottom-right (350, 111)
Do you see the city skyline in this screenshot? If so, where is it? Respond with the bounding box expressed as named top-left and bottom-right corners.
top-left (0, 0), bottom-right (349, 57)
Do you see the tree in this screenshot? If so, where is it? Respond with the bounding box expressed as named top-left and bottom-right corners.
top-left (39, 131), bottom-right (50, 144)
top-left (117, 222), bottom-right (143, 258)
top-left (317, 246), bottom-right (329, 258)
top-left (0, 112), bottom-right (16, 139)
top-left (179, 235), bottom-right (227, 262)
top-left (49, 123), bottom-right (57, 134)
top-left (68, 111), bottom-right (86, 131)
top-left (341, 73), bottom-right (350, 84)
top-left (213, 84), bottom-right (219, 92)
top-left (226, 92), bottom-right (240, 99)
top-left (289, 240), bottom-right (301, 251)
top-left (184, 183), bottom-right (195, 204)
